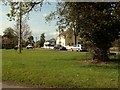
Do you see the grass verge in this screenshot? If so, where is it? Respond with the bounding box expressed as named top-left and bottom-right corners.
top-left (2, 49), bottom-right (118, 88)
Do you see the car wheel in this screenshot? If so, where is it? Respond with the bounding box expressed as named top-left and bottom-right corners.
top-left (71, 48), bottom-right (73, 51)
top-left (78, 49), bottom-right (81, 52)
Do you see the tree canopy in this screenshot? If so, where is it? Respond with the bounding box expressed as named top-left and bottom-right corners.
top-left (46, 2), bottom-right (120, 61)
top-left (3, 27), bottom-right (15, 38)
top-left (2, 0), bottom-right (44, 21)
top-left (3, 27), bottom-right (18, 49)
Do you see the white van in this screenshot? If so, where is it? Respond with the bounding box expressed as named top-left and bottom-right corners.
top-left (67, 44), bottom-right (87, 52)
top-left (43, 42), bottom-right (54, 49)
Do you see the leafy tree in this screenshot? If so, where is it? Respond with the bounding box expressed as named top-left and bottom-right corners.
top-left (46, 2), bottom-right (81, 45)
top-left (40, 33), bottom-right (45, 47)
top-left (80, 3), bottom-right (120, 61)
top-left (28, 36), bottom-right (34, 42)
top-left (2, 1), bottom-right (44, 20)
top-left (46, 2), bottom-right (120, 61)
top-left (3, 27), bottom-right (18, 49)
top-left (27, 35), bottom-right (34, 46)
top-left (3, 27), bottom-right (14, 37)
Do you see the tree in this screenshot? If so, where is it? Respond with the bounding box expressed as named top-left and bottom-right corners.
top-left (40, 33), bottom-right (45, 47)
top-left (14, 18), bottom-right (32, 42)
top-left (2, 1), bottom-right (44, 21)
top-left (13, 17), bottom-right (32, 50)
top-left (27, 35), bottom-right (34, 46)
top-left (79, 3), bottom-right (120, 61)
top-left (46, 2), bottom-right (120, 61)
top-left (46, 2), bottom-right (81, 45)
top-left (3, 27), bottom-right (14, 37)
top-left (3, 27), bottom-right (18, 49)
top-left (28, 36), bottom-right (34, 42)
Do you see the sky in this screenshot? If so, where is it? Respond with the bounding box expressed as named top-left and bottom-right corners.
top-left (0, 2), bottom-right (59, 41)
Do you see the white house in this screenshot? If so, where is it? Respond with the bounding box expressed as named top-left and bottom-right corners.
top-left (56, 35), bottom-right (66, 46)
top-left (43, 38), bottom-right (56, 49)
top-left (56, 30), bottom-right (81, 46)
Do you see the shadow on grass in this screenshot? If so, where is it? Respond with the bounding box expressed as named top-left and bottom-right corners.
top-left (109, 58), bottom-right (119, 63)
top-left (79, 57), bottom-right (119, 69)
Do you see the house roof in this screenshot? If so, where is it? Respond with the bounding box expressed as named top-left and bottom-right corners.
top-left (59, 30), bottom-right (68, 36)
top-left (59, 29), bottom-right (73, 37)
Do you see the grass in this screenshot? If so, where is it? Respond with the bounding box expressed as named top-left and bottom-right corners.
top-left (2, 49), bottom-right (118, 88)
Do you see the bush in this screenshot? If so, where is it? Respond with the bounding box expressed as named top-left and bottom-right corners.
top-left (2, 44), bottom-right (14, 49)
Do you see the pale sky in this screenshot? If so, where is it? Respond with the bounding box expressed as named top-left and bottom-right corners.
top-left (0, 2), bottom-right (58, 41)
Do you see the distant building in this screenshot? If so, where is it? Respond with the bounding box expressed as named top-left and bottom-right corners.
top-left (2, 35), bottom-right (15, 49)
top-left (56, 30), bottom-right (81, 46)
top-left (43, 38), bottom-right (56, 49)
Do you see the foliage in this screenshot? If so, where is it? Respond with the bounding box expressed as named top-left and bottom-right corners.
top-left (79, 2), bottom-right (120, 61)
top-left (46, 2), bottom-right (81, 45)
top-left (2, 27), bottom-right (18, 49)
top-left (2, 1), bottom-right (44, 21)
top-left (112, 38), bottom-right (120, 47)
top-left (40, 33), bottom-right (45, 47)
top-left (2, 49), bottom-right (118, 88)
top-left (28, 36), bottom-right (34, 42)
top-left (46, 2), bottom-right (120, 61)
top-left (26, 35), bottom-right (34, 46)
top-left (3, 27), bottom-right (15, 37)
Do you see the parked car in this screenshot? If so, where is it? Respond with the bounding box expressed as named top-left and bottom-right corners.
top-left (59, 46), bottom-right (67, 50)
top-left (54, 45), bottom-right (67, 50)
top-left (70, 44), bottom-right (87, 52)
top-left (54, 45), bottom-right (61, 50)
top-left (14, 45), bottom-right (18, 50)
top-left (26, 44), bottom-right (33, 49)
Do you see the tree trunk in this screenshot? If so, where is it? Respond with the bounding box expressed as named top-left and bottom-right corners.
top-left (93, 48), bottom-right (109, 62)
top-left (19, 2), bottom-right (22, 53)
top-left (75, 35), bottom-right (77, 45)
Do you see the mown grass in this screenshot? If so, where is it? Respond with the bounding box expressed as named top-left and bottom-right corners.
top-left (2, 49), bottom-right (118, 88)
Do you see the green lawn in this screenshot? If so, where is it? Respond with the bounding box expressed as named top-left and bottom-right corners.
top-left (2, 49), bottom-right (118, 88)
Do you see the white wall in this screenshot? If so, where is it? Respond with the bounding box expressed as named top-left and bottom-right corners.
top-left (56, 35), bottom-right (65, 46)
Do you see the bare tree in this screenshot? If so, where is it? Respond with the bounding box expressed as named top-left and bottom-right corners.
top-left (14, 18), bottom-right (32, 48)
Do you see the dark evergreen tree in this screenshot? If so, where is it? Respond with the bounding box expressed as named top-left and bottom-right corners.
top-left (40, 33), bottom-right (45, 47)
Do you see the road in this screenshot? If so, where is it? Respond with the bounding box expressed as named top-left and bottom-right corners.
top-left (0, 83), bottom-right (26, 88)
